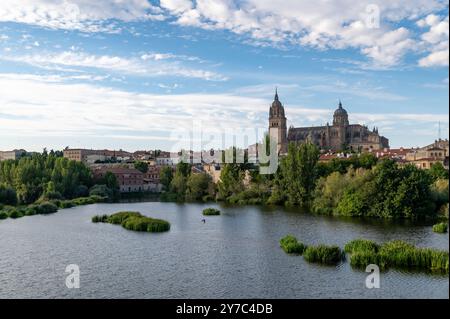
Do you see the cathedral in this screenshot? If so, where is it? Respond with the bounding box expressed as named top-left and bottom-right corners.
top-left (269, 90), bottom-right (389, 153)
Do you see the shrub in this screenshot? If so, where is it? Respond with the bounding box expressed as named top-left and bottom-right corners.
top-left (280, 235), bottom-right (307, 254)
top-left (432, 222), bottom-right (448, 233)
top-left (0, 211), bottom-right (8, 219)
top-left (36, 202), bottom-right (58, 214)
top-left (24, 205), bottom-right (38, 216)
top-left (8, 209), bottom-right (24, 219)
top-left (59, 200), bottom-right (75, 209)
top-left (89, 184), bottom-right (113, 199)
top-left (121, 216), bottom-right (170, 232)
top-left (303, 245), bottom-right (344, 264)
top-left (92, 211), bottom-right (170, 233)
top-left (92, 214), bottom-right (109, 223)
top-left (344, 239), bottom-right (380, 254)
top-left (349, 251), bottom-right (388, 270)
top-left (348, 239), bottom-right (449, 273)
top-left (202, 208), bottom-right (221, 216)
top-left (106, 211), bottom-right (141, 224)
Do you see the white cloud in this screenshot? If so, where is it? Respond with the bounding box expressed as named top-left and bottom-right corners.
top-left (417, 14), bottom-right (449, 67)
top-left (159, 0), bottom-right (447, 68)
top-left (1, 51), bottom-right (227, 81)
top-left (0, 73), bottom-right (447, 150)
top-left (0, 0), bottom-right (165, 33)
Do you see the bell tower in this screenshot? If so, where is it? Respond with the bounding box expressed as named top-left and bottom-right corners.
top-left (268, 88), bottom-right (287, 154)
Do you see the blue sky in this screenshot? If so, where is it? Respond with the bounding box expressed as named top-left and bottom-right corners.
top-left (0, 0), bottom-right (448, 152)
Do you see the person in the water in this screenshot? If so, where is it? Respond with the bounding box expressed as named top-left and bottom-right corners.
top-left (201, 219), bottom-right (206, 223)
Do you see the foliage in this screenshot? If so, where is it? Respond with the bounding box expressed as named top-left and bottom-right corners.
top-left (134, 161), bottom-right (149, 173)
top-left (303, 244), bottom-right (344, 264)
top-left (202, 208), bottom-right (221, 216)
top-left (0, 152), bottom-right (93, 204)
top-left (344, 239), bottom-right (380, 254)
top-left (312, 159), bottom-right (440, 219)
top-left (0, 184), bottom-right (17, 205)
top-left (276, 142), bottom-right (320, 206)
top-left (92, 214), bottom-right (109, 223)
top-left (159, 166), bottom-right (173, 191)
top-left (89, 184), bottom-right (113, 200)
top-left (429, 162), bottom-right (449, 180)
top-left (347, 239), bottom-right (449, 273)
top-left (185, 173), bottom-right (215, 202)
top-left (280, 235), bottom-right (306, 254)
top-left (217, 163), bottom-right (245, 200)
top-left (432, 222), bottom-right (448, 233)
top-left (92, 211), bottom-right (170, 232)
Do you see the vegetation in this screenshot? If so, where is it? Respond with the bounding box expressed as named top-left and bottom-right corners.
top-left (92, 214), bottom-right (109, 223)
top-left (303, 244), bottom-right (344, 264)
top-left (432, 222), bottom-right (448, 233)
top-left (280, 235), bottom-right (306, 254)
top-left (346, 239), bottom-right (449, 273)
top-left (133, 161), bottom-right (149, 173)
top-left (202, 208), bottom-right (221, 216)
top-left (0, 151), bottom-right (93, 205)
top-left (0, 195), bottom-right (105, 221)
top-left (91, 211), bottom-right (170, 232)
top-left (344, 239), bottom-right (380, 254)
top-left (312, 159), bottom-right (442, 219)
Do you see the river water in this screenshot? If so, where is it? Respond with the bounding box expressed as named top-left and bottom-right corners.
top-left (0, 202), bottom-right (448, 298)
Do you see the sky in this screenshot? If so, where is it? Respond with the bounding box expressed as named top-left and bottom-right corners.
top-left (0, 0), bottom-right (448, 152)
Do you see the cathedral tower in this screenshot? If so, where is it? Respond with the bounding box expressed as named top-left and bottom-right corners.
top-left (269, 88), bottom-right (287, 154)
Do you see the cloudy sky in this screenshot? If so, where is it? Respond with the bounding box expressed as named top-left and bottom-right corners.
top-left (0, 0), bottom-right (448, 152)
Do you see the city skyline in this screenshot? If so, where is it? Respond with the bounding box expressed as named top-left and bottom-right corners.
top-left (0, 0), bottom-right (449, 152)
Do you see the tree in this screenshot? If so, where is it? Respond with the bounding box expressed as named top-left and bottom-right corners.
top-left (89, 184), bottom-right (113, 199)
top-left (185, 173), bottom-right (214, 201)
top-left (0, 184), bottom-right (17, 205)
top-left (134, 161), bottom-right (149, 173)
top-left (160, 166), bottom-right (173, 191)
top-left (169, 171), bottom-right (187, 201)
top-left (217, 163), bottom-right (244, 200)
top-left (279, 142), bottom-right (320, 206)
top-left (429, 162), bottom-right (449, 180)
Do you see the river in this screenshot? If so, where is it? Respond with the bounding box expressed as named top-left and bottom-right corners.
top-left (0, 202), bottom-right (448, 298)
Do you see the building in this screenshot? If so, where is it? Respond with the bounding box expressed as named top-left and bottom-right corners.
top-left (63, 148), bottom-right (133, 164)
top-left (92, 166), bottom-right (144, 193)
top-left (0, 149), bottom-right (27, 161)
top-left (268, 90), bottom-right (389, 153)
top-left (405, 139), bottom-right (449, 169)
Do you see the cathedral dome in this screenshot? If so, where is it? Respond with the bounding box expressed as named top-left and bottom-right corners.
top-left (333, 100), bottom-right (349, 126)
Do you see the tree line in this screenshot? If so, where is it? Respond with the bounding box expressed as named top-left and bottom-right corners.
top-left (0, 151), bottom-right (119, 206)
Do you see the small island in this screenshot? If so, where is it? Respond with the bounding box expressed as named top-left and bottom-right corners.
top-left (92, 211), bottom-right (170, 233)
top-left (202, 208), bottom-right (221, 216)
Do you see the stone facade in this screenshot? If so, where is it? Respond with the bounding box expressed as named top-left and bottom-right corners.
top-left (268, 91), bottom-right (389, 153)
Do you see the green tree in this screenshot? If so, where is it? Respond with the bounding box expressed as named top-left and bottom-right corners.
top-left (185, 173), bottom-right (214, 201)
top-left (134, 161), bottom-right (149, 173)
top-left (217, 163), bottom-right (244, 200)
top-left (0, 184), bottom-right (17, 205)
top-left (279, 142), bottom-right (320, 206)
top-left (159, 166), bottom-right (173, 191)
top-left (429, 162), bottom-right (449, 180)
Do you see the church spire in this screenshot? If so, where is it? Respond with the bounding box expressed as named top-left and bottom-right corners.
top-left (338, 99), bottom-right (342, 109)
top-left (274, 87), bottom-right (279, 101)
